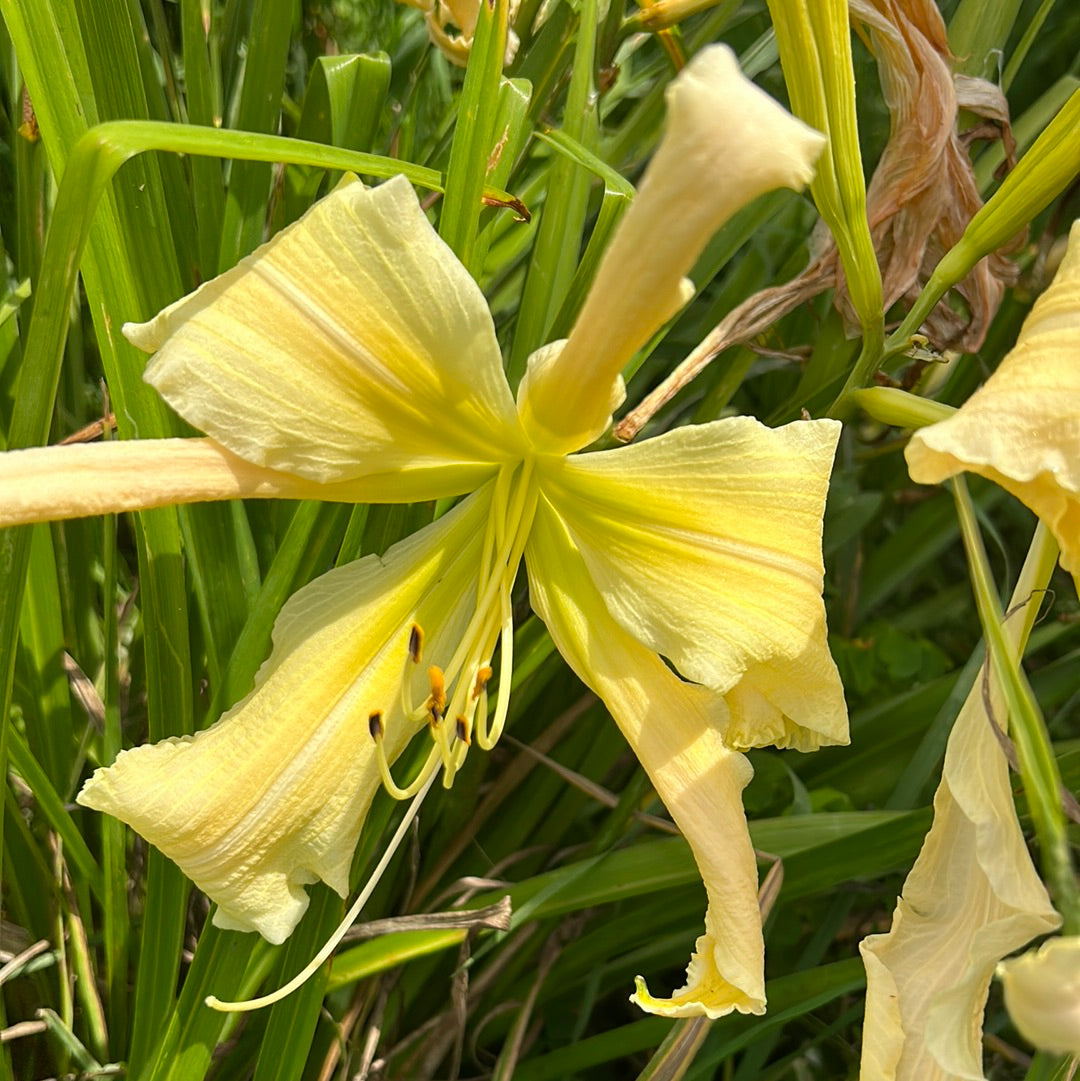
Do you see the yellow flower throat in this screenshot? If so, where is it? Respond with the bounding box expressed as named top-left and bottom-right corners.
top-left (369, 457), bottom-right (539, 799)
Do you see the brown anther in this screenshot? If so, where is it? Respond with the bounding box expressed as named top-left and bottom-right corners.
top-left (455, 716), bottom-right (470, 746)
top-left (473, 666), bottom-right (494, 699)
top-left (408, 624), bottom-right (424, 664)
top-left (368, 710), bottom-right (384, 740)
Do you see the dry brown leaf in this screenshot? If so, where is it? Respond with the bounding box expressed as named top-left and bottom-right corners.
top-left (617, 0), bottom-right (1019, 442)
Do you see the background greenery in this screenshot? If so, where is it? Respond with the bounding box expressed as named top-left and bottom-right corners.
top-left (0, 0), bottom-right (1077, 1078)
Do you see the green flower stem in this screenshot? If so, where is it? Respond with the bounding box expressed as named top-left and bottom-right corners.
top-left (952, 481), bottom-right (1080, 935)
top-left (837, 85), bottom-right (1080, 407)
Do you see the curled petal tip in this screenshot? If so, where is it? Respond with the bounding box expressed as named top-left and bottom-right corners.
top-left (630, 947), bottom-right (768, 1019)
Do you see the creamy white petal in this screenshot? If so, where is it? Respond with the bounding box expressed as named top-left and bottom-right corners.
top-left (906, 219), bottom-right (1080, 574)
top-left (128, 175), bottom-right (524, 488)
top-left (0, 438), bottom-right (498, 527)
top-left (998, 936), bottom-right (1080, 1055)
top-left (859, 633), bottom-right (1060, 1080)
top-left (526, 497), bottom-right (766, 1018)
top-left (538, 417), bottom-right (847, 750)
top-left (78, 487), bottom-right (492, 942)
top-left (518, 45), bottom-right (825, 454)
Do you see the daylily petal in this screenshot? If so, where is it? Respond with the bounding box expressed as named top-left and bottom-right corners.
top-left (998, 936), bottom-right (1080, 1055)
top-left (858, 663), bottom-right (1060, 1079)
top-left (518, 44), bottom-right (825, 454)
top-left (525, 497), bottom-right (766, 1018)
top-left (537, 417), bottom-right (847, 751)
top-left (906, 219), bottom-right (1080, 574)
top-left (402, 0), bottom-right (520, 67)
top-left (78, 487), bottom-right (493, 943)
top-left (0, 437), bottom-right (497, 528)
top-left (128, 174), bottom-right (524, 487)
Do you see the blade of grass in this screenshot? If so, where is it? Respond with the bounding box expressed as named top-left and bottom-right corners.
top-left (439, 0), bottom-right (509, 269)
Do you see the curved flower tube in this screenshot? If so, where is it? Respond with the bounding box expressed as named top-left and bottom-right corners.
top-left (2, 45), bottom-right (847, 1016)
top-left (906, 219), bottom-right (1080, 575)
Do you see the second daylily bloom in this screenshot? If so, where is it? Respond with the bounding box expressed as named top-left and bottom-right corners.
top-left (906, 219), bottom-right (1080, 577)
top-left (0, 45), bottom-right (847, 1016)
top-left (998, 936), bottom-right (1080, 1055)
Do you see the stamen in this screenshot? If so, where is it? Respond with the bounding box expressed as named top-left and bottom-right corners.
top-left (473, 666), bottom-right (493, 699)
top-left (455, 715), bottom-right (470, 746)
top-left (408, 624), bottom-right (424, 664)
top-left (424, 665), bottom-right (457, 775)
top-left (477, 582), bottom-right (515, 751)
top-left (401, 625), bottom-right (424, 718)
top-left (371, 719), bottom-right (442, 801)
top-left (206, 765), bottom-right (441, 1014)
top-left (474, 685), bottom-right (490, 746)
top-left (427, 666), bottom-right (447, 719)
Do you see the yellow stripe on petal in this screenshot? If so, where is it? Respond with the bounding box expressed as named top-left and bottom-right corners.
top-left (525, 498), bottom-right (766, 1018)
top-left (539, 417), bottom-right (847, 751)
top-left (906, 219), bottom-right (1080, 574)
top-left (78, 486), bottom-right (493, 943)
top-left (128, 174), bottom-right (524, 488)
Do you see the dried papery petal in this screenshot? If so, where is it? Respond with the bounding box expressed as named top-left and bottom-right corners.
top-left (615, 0), bottom-right (1014, 442)
top-left (845, 0), bottom-right (1017, 351)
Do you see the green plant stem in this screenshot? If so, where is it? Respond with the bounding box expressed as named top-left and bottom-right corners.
top-left (952, 482), bottom-right (1080, 934)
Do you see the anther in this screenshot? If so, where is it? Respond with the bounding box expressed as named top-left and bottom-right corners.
top-left (455, 715), bottom-right (470, 746)
top-left (473, 666), bottom-right (493, 698)
top-left (408, 624), bottom-right (424, 664)
top-left (368, 710), bottom-right (384, 740)
top-left (427, 666), bottom-right (447, 723)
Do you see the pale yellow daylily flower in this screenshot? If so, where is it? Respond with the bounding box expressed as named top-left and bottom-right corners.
top-left (906, 219), bottom-right (1080, 575)
top-left (396, 0), bottom-right (520, 67)
top-left (998, 936), bottom-right (1080, 1055)
top-left (858, 539), bottom-right (1061, 1081)
top-left (1, 45), bottom-right (847, 1016)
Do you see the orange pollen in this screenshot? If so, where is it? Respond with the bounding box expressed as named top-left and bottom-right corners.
top-left (473, 666), bottom-right (494, 698)
top-left (427, 665), bottom-right (447, 725)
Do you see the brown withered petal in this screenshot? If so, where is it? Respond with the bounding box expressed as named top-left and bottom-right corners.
top-left (843, 0), bottom-right (1018, 352)
top-left (615, 0), bottom-right (1015, 443)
